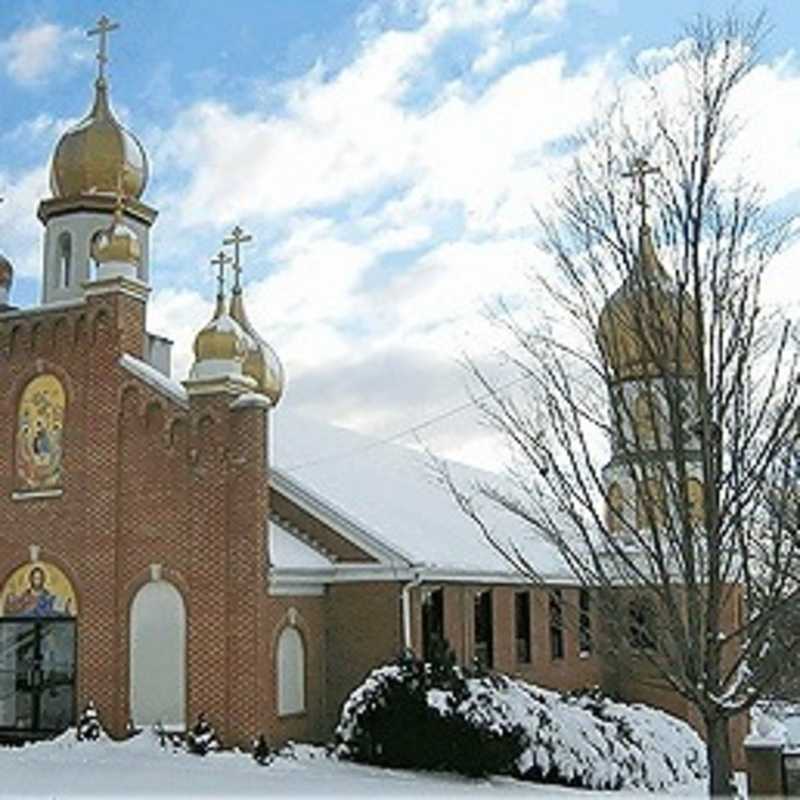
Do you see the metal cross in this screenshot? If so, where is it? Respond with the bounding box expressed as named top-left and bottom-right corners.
top-left (87, 15), bottom-right (120, 83)
top-left (223, 225), bottom-right (253, 291)
top-left (210, 250), bottom-right (232, 298)
top-left (622, 157), bottom-right (660, 228)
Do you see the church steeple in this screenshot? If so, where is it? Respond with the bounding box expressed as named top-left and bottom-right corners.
top-left (598, 157), bottom-right (702, 535)
top-left (38, 15), bottom-right (156, 306)
top-left (223, 226), bottom-right (285, 406)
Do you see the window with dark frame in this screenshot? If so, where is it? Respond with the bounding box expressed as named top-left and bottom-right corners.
top-left (515, 591), bottom-right (531, 663)
top-left (421, 587), bottom-right (444, 662)
top-left (549, 589), bottom-right (564, 660)
top-left (473, 590), bottom-right (493, 670)
top-left (629, 599), bottom-right (657, 650)
top-left (579, 589), bottom-right (592, 656)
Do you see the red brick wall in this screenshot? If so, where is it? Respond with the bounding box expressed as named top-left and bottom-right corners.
top-left (0, 288), bottom-right (276, 747)
top-left (324, 582), bottom-right (404, 731)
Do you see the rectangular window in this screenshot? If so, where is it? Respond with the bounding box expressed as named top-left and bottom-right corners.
top-left (473, 590), bottom-right (493, 670)
top-left (421, 588), bottom-right (444, 662)
top-left (515, 591), bottom-right (531, 663)
top-left (549, 589), bottom-right (564, 660)
top-left (579, 589), bottom-right (592, 656)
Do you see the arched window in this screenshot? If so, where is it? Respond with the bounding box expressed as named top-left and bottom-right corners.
top-left (634, 391), bottom-right (657, 444)
top-left (57, 232), bottom-right (72, 288)
top-left (606, 483), bottom-right (625, 532)
top-left (636, 478), bottom-right (665, 529)
top-left (687, 478), bottom-right (704, 524)
top-left (130, 580), bottom-right (186, 728)
top-left (277, 626), bottom-right (305, 716)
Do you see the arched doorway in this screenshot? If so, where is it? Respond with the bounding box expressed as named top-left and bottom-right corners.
top-left (129, 580), bottom-right (186, 729)
top-left (0, 561), bottom-right (78, 737)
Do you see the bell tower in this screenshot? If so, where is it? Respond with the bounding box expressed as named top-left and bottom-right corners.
top-left (597, 159), bottom-right (703, 535)
top-left (36, 15), bottom-right (156, 305)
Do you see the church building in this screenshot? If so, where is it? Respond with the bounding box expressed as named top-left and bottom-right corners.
top-left (0, 17), bottom-right (744, 764)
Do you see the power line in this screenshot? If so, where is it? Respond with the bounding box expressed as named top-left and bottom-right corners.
top-left (280, 372), bottom-right (531, 472)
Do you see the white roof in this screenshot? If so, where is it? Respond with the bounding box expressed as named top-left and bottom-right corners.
top-left (272, 409), bottom-right (572, 580)
top-left (268, 520), bottom-right (334, 571)
top-left (117, 354), bottom-right (572, 582)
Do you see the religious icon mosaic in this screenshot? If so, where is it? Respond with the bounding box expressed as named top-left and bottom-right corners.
top-left (16, 374), bottom-right (65, 490)
top-left (0, 562), bottom-right (77, 618)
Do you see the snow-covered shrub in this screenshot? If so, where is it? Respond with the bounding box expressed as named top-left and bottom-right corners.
top-left (76, 700), bottom-right (102, 741)
top-left (335, 660), bottom-right (707, 791)
top-left (252, 734), bottom-right (272, 766)
top-left (186, 712), bottom-right (220, 756)
top-left (334, 652), bottom-right (527, 777)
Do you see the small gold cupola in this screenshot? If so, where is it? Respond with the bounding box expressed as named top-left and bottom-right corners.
top-left (192, 251), bottom-right (248, 366)
top-left (0, 198), bottom-right (13, 307)
top-left (90, 184), bottom-right (141, 279)
top-left (597, 158), bottom-right (698, 381)
top-left (0, 252), bottom-right (13, 307)
top-left (49, 17), bottom-right (147, 200)
top-left (224, 226), bottom-right (285, 406)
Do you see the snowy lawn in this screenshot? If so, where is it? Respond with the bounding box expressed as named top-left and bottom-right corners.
top-left (0, 731), bottom-right (716, 799)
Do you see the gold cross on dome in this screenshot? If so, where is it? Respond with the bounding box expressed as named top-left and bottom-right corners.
top-left (87, 15), bottom-right (120, 82)
top-left (622, 157), bottom-right (660, 228)
top-left (210, 250), bottom-right (232, 298)
top-left (223, 225), bottom-right (253, 292)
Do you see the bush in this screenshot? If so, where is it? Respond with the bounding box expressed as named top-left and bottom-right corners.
top-left (76, 700), bottom-right (102, 741)
top-left (186, 712), bottom-right (220, 756)
top-left (334, 648), bottom-right (527, 778)
top-left (334, 654), bottom-right (707, 790)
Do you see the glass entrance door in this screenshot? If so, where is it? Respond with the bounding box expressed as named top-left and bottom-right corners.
top-left (0, 619), bottom-right (76, 735)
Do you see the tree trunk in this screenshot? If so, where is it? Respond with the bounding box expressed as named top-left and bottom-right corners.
top-left (705, 714), bottom-right (735, 797)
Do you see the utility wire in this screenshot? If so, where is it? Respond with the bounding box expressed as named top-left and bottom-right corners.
top-left (280, 372), bottom-right (531, 472)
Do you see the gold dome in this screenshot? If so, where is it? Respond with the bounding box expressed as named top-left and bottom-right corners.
top-left (50, 79), bottom-right (148, 200)
top-left (194, 295), bottom-right (248, 363)
top-left (230, 290), bottom-right (285, 405)
top-left (0, 254), bottom-right (13, 289)
top-left (91, 202), bottom-right (141, 265)
top-left (598, 226), bottom-right (698, 381)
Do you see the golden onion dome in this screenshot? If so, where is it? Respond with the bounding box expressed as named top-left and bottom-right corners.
top-left (50, 78), bottom-right (148, 200)
top-left (230, 290), bottom-right (285, 405)
top-left (0, 253), bottom-right (13, 289)
top-left (598, 225), bottom-right (698, 381)
top-left (194, 295), bottom-right (249, 363)
top-left (91, 206), bottom-right (141, 266)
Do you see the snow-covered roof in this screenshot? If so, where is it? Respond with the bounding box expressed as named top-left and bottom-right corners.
top-left (119, 354), bottom-right (189, 408)
top-left (271, 409), bottom-right (572, 581)
top-left (269, 519), bottom-right (334, 571)
top-left (115, 352), bottom-right (572, 582)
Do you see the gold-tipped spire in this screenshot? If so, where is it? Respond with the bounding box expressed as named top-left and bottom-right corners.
top-left (87, 15), bottom-right (120, 86)
top-left (49, 16), bottom-right (148, 200)
top-left (193, 250), bottom-right (248, 363)
top-left (596, 157), bottom-right (697, 381)
top-left (222, 225), bottom-right (285, 405)
top-left (622, 157), bottom-right (667, 280)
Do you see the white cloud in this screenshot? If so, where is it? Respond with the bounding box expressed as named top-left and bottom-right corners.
top-left (0, 22), bottom-right (88, 85)
top-left (0, 164), bottom-right (49, 279)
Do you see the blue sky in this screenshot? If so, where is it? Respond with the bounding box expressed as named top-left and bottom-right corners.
top-left (1, 0), bottom-right (799, 468)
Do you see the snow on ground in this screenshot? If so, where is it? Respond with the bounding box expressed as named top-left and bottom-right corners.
top-left (0, 731), bottom-right (714, 799)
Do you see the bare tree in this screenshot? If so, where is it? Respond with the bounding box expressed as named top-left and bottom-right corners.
top-left (445, 14), bottom-right (800, 797)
